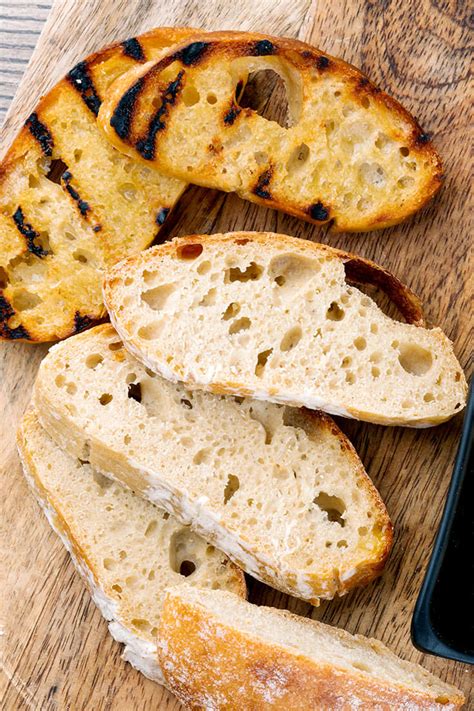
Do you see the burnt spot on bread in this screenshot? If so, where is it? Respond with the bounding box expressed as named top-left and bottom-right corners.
top-left (67, 61), bottom-right (102, 116)
top-left (61, 172), bottom-right (90, 216)
top-left (316, 55), bottom-right (330, 70)
top-left (253, 168), bottom-right (273, 199)
top-left (74, 311), bottom-right (94, 333)
top-left (156, 207), bottom-right (170, 226)
top-left (414, 132), bottom-right (431, 145)
top-left (12, 207), bottom-right (49, 258)
top-left (92, 224), bottom-right (102, 232)
top-left (136, 71), bottom-right (184, 160)
top-left (0, 295), bottom-right (30, 340)
top-left (122, 37), bottom-right (145, 62)
top-left (223, 103), bottom-right (241, 126)
top-left (110, 77), bottom-right (145, 140)
top-left (173, 41), bottom-right (210, 66)
top-left (308, 202), bottom-right (330, 221)
top-left (25, 112), bottom-right (53, 156)
top-left (252, 39), bottom-right (276, 56)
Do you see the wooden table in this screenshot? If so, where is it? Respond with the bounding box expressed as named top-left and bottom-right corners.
top-left (0, 1), bottom-right (472, 708)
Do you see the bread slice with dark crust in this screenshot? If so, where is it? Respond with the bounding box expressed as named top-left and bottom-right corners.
top-left (33, 324), bottom-right (393, 605)
top-left (103, 232), bottom-right (467, 427)
top-left (158, 587), bottom-right (465, 710)
top-left (0, 27), bottom-right (196, 342)
top-left (98, 30), bottom-right (442, 233)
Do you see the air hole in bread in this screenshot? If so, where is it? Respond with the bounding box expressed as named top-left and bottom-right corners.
top-left (85, 353), bottom-right (103, 369)
top-left (199, 288), bottom-right (217, 306)
top-left (127, 381), bottom-right (142, 403)
top-left (326, 302), bottom-right (344, 321)
top-left (141, 283), bottom-right (175, 310)
top-left (181, 398), bottom-right (193, 409)
top-left (229, 316), bottom-right (251, 335)
top-left (397, 175), bottom-right (415, 189)
top-left (286, 142), bottom-right (310, 174)
top-left (132, 618), bottom-right (151, 632)
top-left (28, 174), bottom-right (39, 188)
top-left (255, 348), bottom-right (273, 377)
top-left (359, 162), bottom-right (385, 187)
top-left (11, 289), bottom-right (42, 311)
top-left (177, 243), bottom-right (203, 260)
top-left (223, 474), bottom-right (240, 504)
top-left (280, 325), bottom-right (302, 352)
top-left (179, 560), bottom-right (196, 577)
top-left (313, 492), bottom-right (346, 526)
top-left (45, 158), bottom-right (68, 184)
top-left (400, 146), bottom-right (410, 157)
top-left (197, 260), bottom-right (211, 275)
top-left (361, 96), bottom-right (370, 109)
top-left (144, 520), bottom-right (158, 537)
top-left (112, 584), bottom-right (122, 593)
top-left (55, 374), bottom-right (65, 387)
top-left (66, 382), bottom-right (77, 395)
top-left (182, 85), bottom-right (200, 106)
top-left (269, 253), bottom-right (320, 290)
top-left (92, 471), bottom-right (112, 490)
top-left (237, 67), bottom-right (291, 128)
top-left (352, 661), bottom-right (372, 672)
top-left (207, 92), bottom-right (217, 104)
top-left (353, 336), bottom-right (367, 351)
top-left (108, 341), bottom-right (122, 351)
top-left (371, 366), bottom-right (380, 378)
top-left (222, 302), bottom-right (240, 320)
top-left (103, 557), bottom-right (115, 570)
top-left (138, 321), bottom-right (163, 340)
top-left (99, 393), bottom-right (113, 405)
top-left (73, 250), bottom-right (89, 264)
top-left (254, 151), bottom-right (269, 165)
top-left (225, 262), bottom-right (263, 283)
top-left (193, 448), bottom-right (210, 465)
top-left (337, 539), bottom-right (348, 547)
top-left (398, 343), bottom-right (432, 376)
top-left (374, 132), bottom-right (394, 152)
top-left (118, 183), bottom-right (137, 202)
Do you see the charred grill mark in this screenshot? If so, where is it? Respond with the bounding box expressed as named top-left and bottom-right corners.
top-left (308, 202), bottom-right (330, 221)
top-left (223, 102), bottom-right (241, 126)
top-left (156, 207), bottom-right (170, 225)
top-left (12, 207), bottom-right (49, 257)
top-left (74, 311), bottom-right (94, 333)
top-left (316, 55), bottom-right (330, 70)
top-left (415, 132), bottom-right (431, 145)
top-left (0, 295), bottom-right (30, 340)
top-left (25, 112), bottom-right (53, 156)
top-left (122, 37), bottom-right (145, 62)
top-left (358, 77), bottom-right (369, 88)
top-left (67, 61), bottom-right (101, 116)
top-left (173, 41), bottom-right (210, 66)
top-left (136, 71), bottom-right (184, 160)
top-left (61, 171), bottom-right (90, 216)
top-left (253, 168), bottom-right (273, 199)
top-left (92, 224), bottom-right (102, 232)
top-left (252, 39), bottom-right (276, 56)
top-left (110, 78), bottom-right (145, 140)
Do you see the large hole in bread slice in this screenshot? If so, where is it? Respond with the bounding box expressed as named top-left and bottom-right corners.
top-left (313, 492), bottom-right (346, 526)
top-left (169, 528), bottom-right (199, 578)
top-left (237, 68), bottom-right (290, 128)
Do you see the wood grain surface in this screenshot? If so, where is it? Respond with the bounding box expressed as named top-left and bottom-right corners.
top-left (0, 1), bottom-right (472, 709)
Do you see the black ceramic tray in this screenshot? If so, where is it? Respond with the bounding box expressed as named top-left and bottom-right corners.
top-left (411, 384), bottom-right (474, 664)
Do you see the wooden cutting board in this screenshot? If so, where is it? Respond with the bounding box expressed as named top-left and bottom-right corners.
top-left (0, 1), bottom-right (472, 708)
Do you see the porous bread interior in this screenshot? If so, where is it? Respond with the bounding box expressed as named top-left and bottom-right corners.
top-left (105, 233), bottom-right (466, 425)
top-left (99, 32), bottom-right (441, 231)
top-left (18, 410), bottom-right (244, 646)
top-left (0, 29), bottom-right (191, 341)
top-left (34, 324), bottom-right (391, 601)
top-left (165, 586), bottom-right (462, 703)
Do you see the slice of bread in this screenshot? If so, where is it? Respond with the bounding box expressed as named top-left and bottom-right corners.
top-left (16, 409), bottom-right (246, 682)
top-left (103, 232), bottom-right (466, 427)
top-left (158, 586), bottom-right (465, 710)
top-left (0, 28), bottom-right (195, 342)
top-left (33, 324), bottom-right (392, 604)
top-left (98, 30), bottom-right (442, 233)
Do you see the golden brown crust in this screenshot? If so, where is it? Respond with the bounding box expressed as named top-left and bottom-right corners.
top-left (158, 592), bottom-right (465, 710)
top-left (99, 30), bottom-right (443, 233)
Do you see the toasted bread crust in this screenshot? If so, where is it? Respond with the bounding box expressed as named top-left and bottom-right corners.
top-left (158, 591), bottom-right (465, 710)
top-left (99, 30), bottom-right (443, 232)
top-left (0, 28), bottom-right (196, 342)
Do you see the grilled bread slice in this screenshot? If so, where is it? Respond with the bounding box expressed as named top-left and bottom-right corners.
top-left (158, 587), bottom-right (465, 710)
top-left (17, 409), bottom-right (245, 682)
top-left (98, 30), bottom-right (442, 233)
top-left (33, 324), bottom-right (392, 604)
top-left (0, 28), bottom-right (196, 342)
top-left (103, 232), bottom-right (467, 427)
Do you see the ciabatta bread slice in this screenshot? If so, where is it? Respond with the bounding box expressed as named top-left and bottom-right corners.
top-left (0, 28), bottom-right (195, 342)
top-left (98, 30), bottom-right (442, 233)
top-left (33, 324), bottom-right (392, 604)
top-left (17, 409), bottom-right (245, 682)
top-left (103, 232), bottom-right (466, 427)
top-left (158, 587), bottom-right (465, 710)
